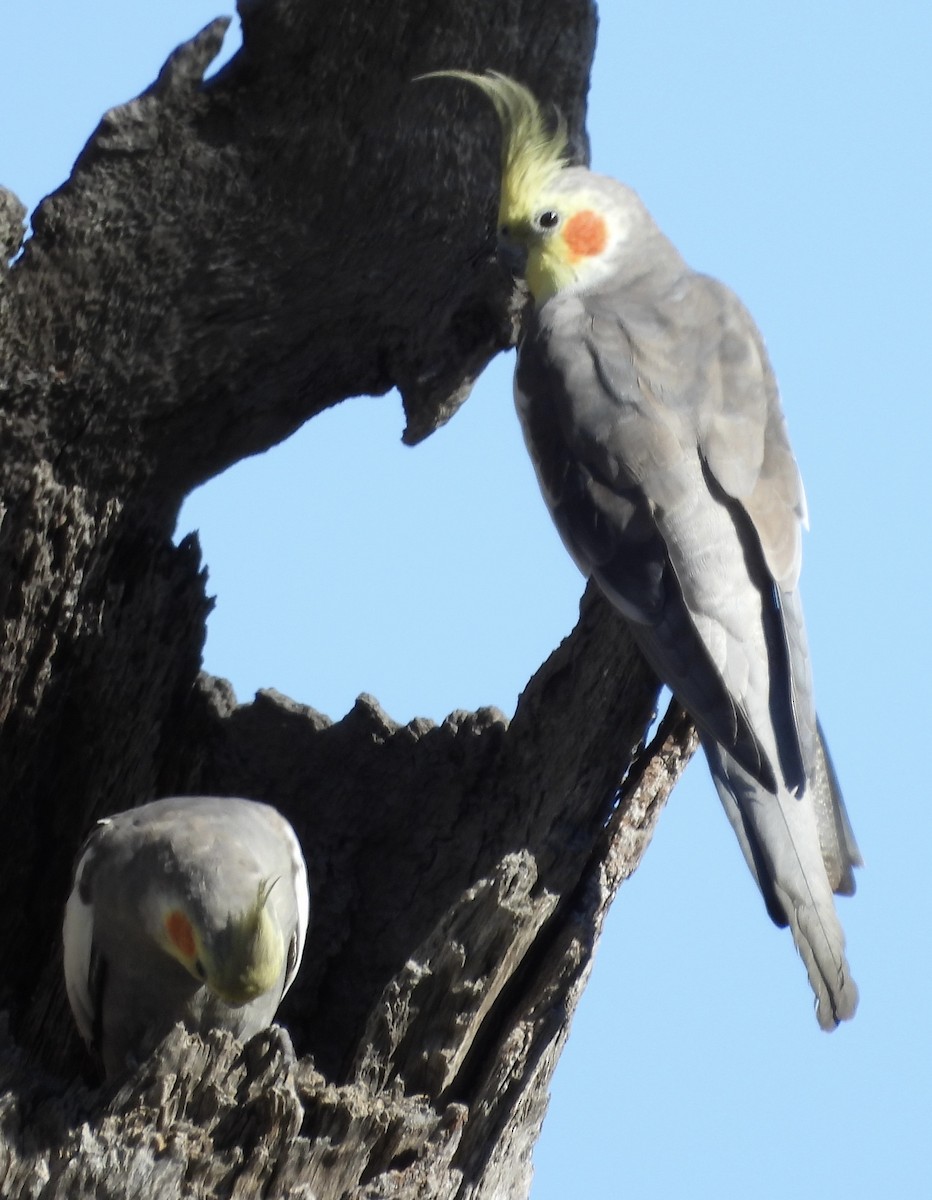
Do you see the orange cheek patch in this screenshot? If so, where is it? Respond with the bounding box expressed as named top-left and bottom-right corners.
top-left (563, 209), bottom-right (608, 260)
top-left (166, 910), bottom-right (196, 959)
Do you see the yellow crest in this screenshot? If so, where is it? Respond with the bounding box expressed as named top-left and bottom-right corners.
top-left (419, 71), bottom-right (569, 228)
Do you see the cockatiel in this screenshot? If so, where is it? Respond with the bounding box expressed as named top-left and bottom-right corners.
top-left (426, 70), bottom-right (860, 1028)
top-left (63, 795), bottom-right (310, 1077)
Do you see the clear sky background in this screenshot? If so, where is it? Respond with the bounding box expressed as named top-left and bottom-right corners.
top-left (4, 4), bottom-right (930, 1197)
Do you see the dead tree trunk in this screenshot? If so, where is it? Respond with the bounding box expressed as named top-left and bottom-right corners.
top-left (0, 3), bottom-right (697, 1196)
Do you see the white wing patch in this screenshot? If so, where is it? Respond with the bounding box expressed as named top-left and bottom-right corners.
top-left (279, 816), bottom-right (310, 997)
top-left (61, 831), bottom-right (105, 1046)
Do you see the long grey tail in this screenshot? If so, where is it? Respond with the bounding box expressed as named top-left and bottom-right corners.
top-left (811, 717), bottom-right (863, 895)
top-left (704, 723), bottom-right (860, 1030)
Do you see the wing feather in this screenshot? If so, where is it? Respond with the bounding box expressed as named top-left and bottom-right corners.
top-left (62, 821), bottom-right (111, 1047)
top-left (516, 283), bottom-right (810, 791)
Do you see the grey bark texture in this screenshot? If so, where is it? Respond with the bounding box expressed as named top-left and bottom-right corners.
top-left (0, 3), bottom-right (698, 1197)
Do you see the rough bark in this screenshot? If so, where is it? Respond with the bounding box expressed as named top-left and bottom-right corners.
top-left (0, 2), bottom-right (698, 1196)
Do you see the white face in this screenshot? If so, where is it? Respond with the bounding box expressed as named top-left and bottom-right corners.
top-left (509, 169), bottom-right (648, 302)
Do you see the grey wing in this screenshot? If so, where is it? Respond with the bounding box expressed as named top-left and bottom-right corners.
top-left (516, 298), bottom-right (798, 792)
top-left (696, 280), bottom-right (819, 780)
top-left (698, 279), bottom-right (808, 592)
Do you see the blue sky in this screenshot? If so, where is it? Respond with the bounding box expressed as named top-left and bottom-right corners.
top-left (4, 4), bottom-right (930, 1196)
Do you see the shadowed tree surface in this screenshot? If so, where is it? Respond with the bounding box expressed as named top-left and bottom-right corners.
top-left (0, 3), bottom-right (697, 1196)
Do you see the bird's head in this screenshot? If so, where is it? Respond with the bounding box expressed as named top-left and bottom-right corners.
top-left (422, 70), bottom-right (645, 304)
top-left (160, 878), bottom-right (285, 1006)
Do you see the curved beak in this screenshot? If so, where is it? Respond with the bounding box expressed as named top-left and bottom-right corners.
top-left (496, 230), bottom-right (528, 276)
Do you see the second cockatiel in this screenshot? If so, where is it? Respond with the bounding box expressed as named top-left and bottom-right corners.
top-left (63, 795), bottom-right (310, 1078)
top-left (428, 71), bottom-right (860, 1028)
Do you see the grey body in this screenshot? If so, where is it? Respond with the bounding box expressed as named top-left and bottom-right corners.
top-left (514, 173), bottom-right (860, 1025)
top-left (64, 795), bottom-right (309, 1077)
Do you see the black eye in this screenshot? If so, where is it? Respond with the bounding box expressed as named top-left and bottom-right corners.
top-left (534, 210), bottom-right (561, 231)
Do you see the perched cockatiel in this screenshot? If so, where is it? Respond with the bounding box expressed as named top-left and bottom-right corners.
top-left (425, 71), bottom-right (860, 1028)
top-left (63, 795), bottom-right (310, 1077)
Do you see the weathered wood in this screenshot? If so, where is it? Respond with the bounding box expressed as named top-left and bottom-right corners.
top-left (0, 2), bottom-right (700, 1195)
top-left (0, 693), bottom-right (696, 1197)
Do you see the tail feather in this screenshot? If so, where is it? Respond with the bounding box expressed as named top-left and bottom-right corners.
top-left (812, 718), bottom-right (863, 896)
top-left (704, 736), bottom-right (859, 1029)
